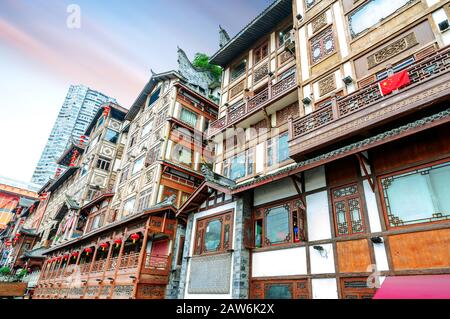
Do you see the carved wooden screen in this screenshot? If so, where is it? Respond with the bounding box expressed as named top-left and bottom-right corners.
top-left (331, 183), bottom-right (366, 236)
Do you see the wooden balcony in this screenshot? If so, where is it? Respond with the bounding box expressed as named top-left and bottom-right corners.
top-left (208, 72), bottom-right (297, 138)
top-left (289, 47), bottom-right (450, 160)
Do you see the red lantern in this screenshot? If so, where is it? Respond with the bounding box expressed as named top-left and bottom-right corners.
top-left (79, 135), bottom-right (87, 146)
top-left (19, 219), bottom-right (25, 225)
top-left (99, 242), bottom-right (109, 251)
top-left (63, 254), bottom-right (70, 260)
top-left (39, 193), bottom-right (48, 202)
top-left (29, 204), bottom-right (35, 213)
top-left (57, 256), bottom-right (62, 262)
top-left (84, 247), bottom-right (93, 256)
top-left (16, 207), bottom-right (23, 215)
top-left (113, 238), bottom-right (122, 248)
top-left (69, 150), bottom-right (79, 167)
top-left (103, 106), bottom-right (111, 119)
top-left (14, 233), bottom-right (21, 238)
top-left (71, 251), bottom-right (79, 259)
top-left (5, 240), bottom-right (12, 247)
top-left (130, 233), bottom-right (140, 244)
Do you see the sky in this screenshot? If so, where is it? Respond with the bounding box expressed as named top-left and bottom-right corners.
top-left (0, 0), bottom-right (272, 183)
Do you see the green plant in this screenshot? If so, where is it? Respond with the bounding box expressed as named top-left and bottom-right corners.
top-left (192, 53), bottom-right (222, 81)
top-left (0, 266), bottom-right (11, 276)
top-left (16, 269), bottom-right (27, 279)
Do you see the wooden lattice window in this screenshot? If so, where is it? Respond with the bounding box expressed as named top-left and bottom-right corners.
top-left (310, 26), bottom-right (336, 64)
top-left (250, 279), bottom-right (310, 299)
top-left (253, 197), bottom-right (306, 248)
top-left (254, 42), bottom-right (268, 64)
top-left (194, 211), bottom-right (233, 256)
top-left (341, 277), bottom-right (376, 299)
top-left (331, 183), bottom-right (365, 236)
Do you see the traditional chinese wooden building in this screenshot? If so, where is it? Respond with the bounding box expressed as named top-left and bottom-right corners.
top-left (32, 48), bottom-right (219, 299)
top-left (177, 0), bottom-right (450, 299)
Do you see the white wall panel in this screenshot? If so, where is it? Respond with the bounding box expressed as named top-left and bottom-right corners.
top-left (306, 191), bottom-right (332, 241)
top-left (252, 247), bottom-right (307, 277)
top-left (309, 243), bottom-right (335, 274)
top-left (312, 278), bottom-right (338, 299)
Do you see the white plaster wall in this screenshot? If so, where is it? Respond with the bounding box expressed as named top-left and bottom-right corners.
top-left (299, 26), bottom-right (309, 81)
top-left (215, 162), bottom-right (222, 175)
top-left (254, 178), bottom-right (298, 206)
top-left (373, 242), bottom-right (389, 271)
top-left (184, 201), bottom-right (237, 299)
top-left (333, 2), bottom-right (349, 58)
top-left (426, 0), bottom-right (440, 6)
top-left (309, 243), bottom-right (335, 274)
top-left (252, 247), bottom-right (307, 277)
top-left (363, 180), bottom-right (382, 233)
top-left (295, 0), bottom-right (304, 16)
top-left (432, 8), bottom-right (450, 46)
top-left (306, 191), bottom-right (332, 241)
top-left (255, 142), bottom-right (265, 173)
top-left (304, 166), bottom-right (326, 192)
top-left (334, 69), bottom-right (343, 90)
top-left (312, 278), bottom-right (338, 299)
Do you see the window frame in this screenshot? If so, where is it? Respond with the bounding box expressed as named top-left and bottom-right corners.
top-left (96, 157), bottom-right (111, 171)
top-left (104, 128), bottom-right (119, 144)
top-left (331, 182), bottom-right (366, 237)
top-left (253, 197), bottom-right (307, 249)
top-left (230, 58), bottom-right (247, 83)
top-left (253, 41), bottom-right (269, 65)
top-left (193, 210), bottom-right (234, 256)
top-left (377, 158), bottom-right (450, 230)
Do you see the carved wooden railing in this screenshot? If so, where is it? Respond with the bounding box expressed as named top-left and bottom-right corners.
top-left (106, 256), bottom-right (119, 271)
top-left (143, 254), bottom-right (170, 270)
top-left (291, 47), bottom-right (450, 139)
top-left (208, 72), bottom-right (297, 138)
top-left (118, 252), bottom-right (140, 270)
top-left (91, 259), bottom-right (106, 273)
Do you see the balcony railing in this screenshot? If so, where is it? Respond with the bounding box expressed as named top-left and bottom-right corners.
top-left (118, 252), bottom-right (140, 270)
top-left (144, 254), bottom-right (170, 271)
top-left (289, 47), bottom-right (450, 155)
top-left (208, 72), bottom-right (297, 138)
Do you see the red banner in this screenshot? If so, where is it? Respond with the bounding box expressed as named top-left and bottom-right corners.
top-left (378, 70), bottom-right (411, 96)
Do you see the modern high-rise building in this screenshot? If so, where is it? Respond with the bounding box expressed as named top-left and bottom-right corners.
top-left (31, 85), bottom-right (117, 186)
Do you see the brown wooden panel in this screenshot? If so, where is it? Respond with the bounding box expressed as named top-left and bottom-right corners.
top-left (372, 124), bottom-right (450, 174)
top-left (0, 282), bottom-right (27, 297)
top-left (389, 229), bottom-right (450, 270)
top-left (136, 284), bottom-right (166, 299)
top-left (326, 156), bottom-right (359, 187)
top-left (337, 239), bottom-right (372, 273)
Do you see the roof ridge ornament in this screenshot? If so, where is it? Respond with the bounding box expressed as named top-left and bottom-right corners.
top-left (219, 25), bottom-right (231, 48)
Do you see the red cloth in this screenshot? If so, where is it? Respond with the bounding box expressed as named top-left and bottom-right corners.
top-left (378, 70), bottom-right (411, 96)
top-left (373, 275), bottom-right (450, 299)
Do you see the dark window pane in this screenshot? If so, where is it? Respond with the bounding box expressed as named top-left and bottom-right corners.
top-left (104, 129), bottom-right (119, 144)
top-left (265, 284), bottom-right (292, 299)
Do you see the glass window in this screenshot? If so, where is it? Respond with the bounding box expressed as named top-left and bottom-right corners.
top-left (265, 284), bottom-right (293, 299)
top-left (254, 42), bottom-right (268, 64)
top-left (173, 145), bottom-right (192, 167)
top-left (231, 59), bottom-right (247, 81)
top-left (380, 161), bottom-right (450, 228)
top-left (254, 198), bottom-right (306, 248)
top-left (96, 157), bottom-right (111, 171)
top-left (310, 26), bottom-right (335, 64)
top-left (348, 0), bottom-right (411, 38)
top-left (141, 121), bottom-right (153, 138)
top-left (265, 205), bottom-right (290, 245)
top-left (122, 197), bottom-right (136, 218)
top-left (277, 133), bottom-right (289, 163)
top-left (104, 129), bottom-right (119, 144)
top-left (137, 189), bottom-right (152, 212)
top-left (194, 211), bottom-right (233, 255)
top-left (180, 108), bottom-right (198, 128)
top-left (230, 153), bottom-right (246, 180)
top-left (132, 156), bottom-right (145, 175)
top-left (148, 87), bottom-right (161, 107)
top-left (204, 219), bottom-right (222, 252)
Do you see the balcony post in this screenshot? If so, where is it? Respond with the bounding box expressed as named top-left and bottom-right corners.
top-left (331, 93), bottom-right (339, 120)
top-left (131, 217), bottom-right (151, 299)
top-left (112, 227), bottom-right (127, 282)
top-left (268, 72), bottom-right (273, 100)
top-left (288, 116), bottom-right (294, 140)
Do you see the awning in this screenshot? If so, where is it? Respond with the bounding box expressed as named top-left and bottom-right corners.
top-left (373, 275), bottom-right (450, 299)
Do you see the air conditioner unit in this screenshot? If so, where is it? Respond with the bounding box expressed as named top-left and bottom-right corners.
top-left (438, 19), bottom-right (449, 32)
top-left (284, 30), bottom-right (296, 54)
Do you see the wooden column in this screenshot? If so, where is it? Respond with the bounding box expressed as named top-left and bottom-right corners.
top-left (132, 220), bottom-right (151, 299)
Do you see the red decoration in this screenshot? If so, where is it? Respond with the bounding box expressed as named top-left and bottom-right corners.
top-left (39, 193), bottom-right (48, 202)
top-left (103, 106), bottom-right (111, 119)
top-left (5, 240), bottom-right (12, 247)
top-left (99, 242), bottom-right (109, 251)
top-left (84, 247), bottom-right (93, 256)
top-left (113, 238), bottom-right (122, 248)
top-left (69, 150), bottom-right (79, 167)
top-left (63, 254), bottom-right (70, 260)
top-left (79, 135), bottom-right (87, 146)
top-left (130, 233), bottom-right (140, 244)
top-left (71, 251), bottom-right (79, 259)
top-left (14, 233), bottom-right (21, 238)
top-left (19, 219), bottom-right (25, 225)
top-left (57, 256), bottom-right (62, 262)
top-left (29, 204), bottom-right (35, 213)
top-left (16, 207), bottom-right (23, 215)
top-left (378, 70), bottom-right (411, 96)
